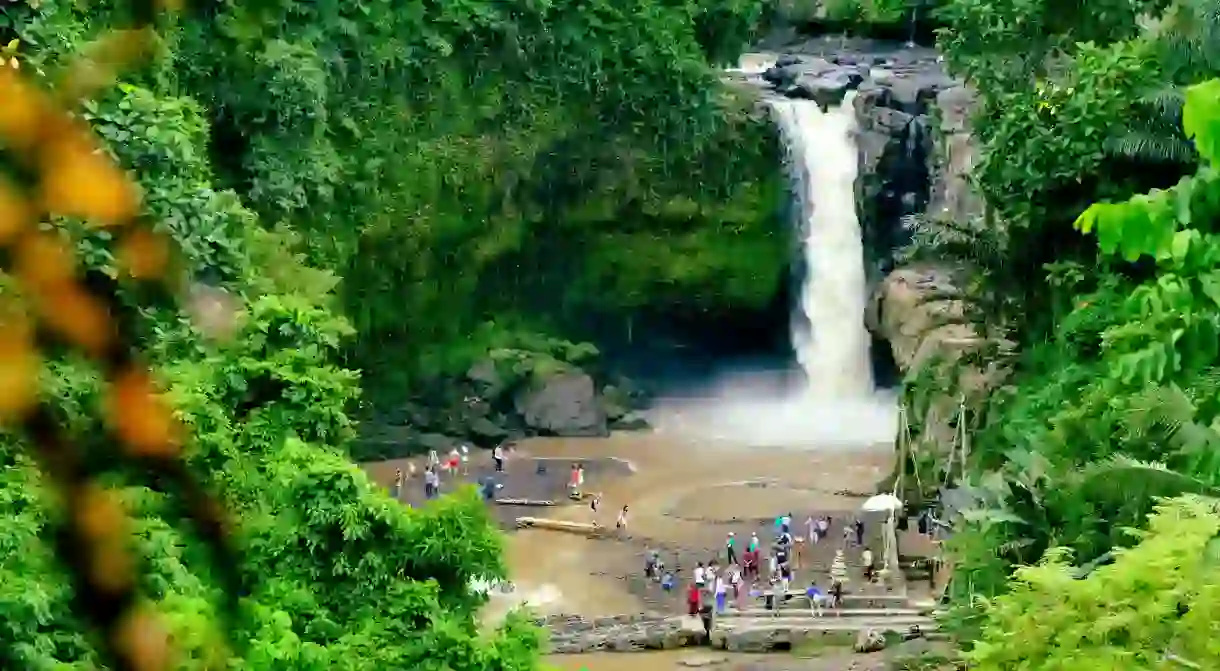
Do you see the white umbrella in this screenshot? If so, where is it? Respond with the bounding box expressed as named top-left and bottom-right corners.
top-left (861, 493), bottom-right (903, 512)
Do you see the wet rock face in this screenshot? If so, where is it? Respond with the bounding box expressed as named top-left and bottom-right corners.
top-left (928, 85), bottom-right (984, 226)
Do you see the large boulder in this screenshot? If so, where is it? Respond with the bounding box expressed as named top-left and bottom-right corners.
top-left (854, 628), bottom-right (887, 653)
top-left (869, 264), bottom-right (1012, 459)
top-left (515, 371), bottom-right (609, 437)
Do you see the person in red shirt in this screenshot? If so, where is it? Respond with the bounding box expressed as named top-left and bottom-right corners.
top-left (687, 581), bottom-right (701, 616)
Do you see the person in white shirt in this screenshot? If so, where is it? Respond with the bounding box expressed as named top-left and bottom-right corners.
top-left (694, 562), bottom-right (706, 588)
top-left (493, 444), bottom-right (505, 472)
top-left (862, 548), bottom-right (876, 582)
top-left (728, 565), bottom-right (742, 609)
top-left (714, 574), bottom-right (727, 612)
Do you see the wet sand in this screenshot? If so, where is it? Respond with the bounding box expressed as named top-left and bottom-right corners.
top-left (498, 433), bottom-right (901, 617)
top-left (361, 421), bottom-right (938, 670)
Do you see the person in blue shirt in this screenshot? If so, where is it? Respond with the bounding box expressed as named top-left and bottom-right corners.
top-left (661, 571), bottom-right (674, 592)
top-left (805, 582), bottom-right (825, 616)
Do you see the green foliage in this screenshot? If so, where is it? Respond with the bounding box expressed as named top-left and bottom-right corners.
top-left (941, 79), bottom-right (1220, 656)
top-left (966, 496), bottom-right (1220, 670)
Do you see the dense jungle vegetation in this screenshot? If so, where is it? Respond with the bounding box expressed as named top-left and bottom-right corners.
top-left (0, 0), bottom-right (784, 666)
top-left (6, 0), bottom-right (1220, 666)
top-left (914, 0), bottom-right (1220, 665)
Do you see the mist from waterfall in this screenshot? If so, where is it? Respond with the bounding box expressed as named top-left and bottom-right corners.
top-left (649, 55), bottom-right (897, 449)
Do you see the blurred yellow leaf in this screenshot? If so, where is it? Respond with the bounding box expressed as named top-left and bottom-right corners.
top-left (0, 178), bottom-right (32, 244)
top-left (0, 316), bottom-right (39, 423)
top-left (39, 130), bottom-right (140, 225)
top-left (0, 69), bottom-right (48, 151)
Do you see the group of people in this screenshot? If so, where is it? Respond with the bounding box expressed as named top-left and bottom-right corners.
top-left (388, 442), bottom-right (511, 501)
top-left (564, 462), bottom-right (631, 530)
top-left (650, 512), bottom-right (874, 619)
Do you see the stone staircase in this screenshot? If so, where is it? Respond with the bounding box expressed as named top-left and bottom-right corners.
top-left (708, 593), bottom-right (942, 652)
top-left (537, 595), bottom-right (944, 654)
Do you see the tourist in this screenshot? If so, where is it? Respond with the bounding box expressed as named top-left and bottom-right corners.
top-left (616, 505), bottom-right (629, 530)
top-left (694, 561), bottom-right (706, 589)
top-left (661, 570), bottom-right (674, 593)
top-left (653, 552), bottom-right (665, 581)
top-left (775, 544), bottom-right (789, 570)
top-left (829, 580), bottom-right (844, 613)
top-left (748, 532), bottom-right (759, 553)
top-left (806, 515), bottom-right (817, 544)
top-left (817, 516), bottom-right (830, 541)
top-left (480, 476), bottom-right (498, 502)
top-left (793, 533), bottom-right (805, 570)
top-left (806, 582), bottom-right (826, 617)
top-left (686, 581), bottom-right (701, 616)
top-left (392, 468), bottom-right (403, 500)
top-left (577, 464), bottom-right (586, 495)
top-left (843, 524), bottom-right (853, 546)
top-left (705, 560), bottom-right (719, 599)
top-left (460, 444), bottom-right (470, 475)
top-left (855, 519), bottom-right (865, 546)
top-left (725, 532), bottom-right (737, 565)
top-left (493, 442), bottom-right (505, 472)
top-left (733, 565), bottom-right (747, 610)
top-left (645, 551), bottom-right (658, 580)
top-left (862, 547), bottom-right (875, 583)
top-left (728, 563), bottom-right (741, 602)
top-left (590, 491), bottom-right (601, 513)
top-left (427, 450), bottom-right (440, 471)
top-left (447, 447), bottom-right (461, 472)
top-left (569, 464), bottom-right (580, 499)
top-left (779, 562), bottom-right (792, 601)
top-left (424, 467), bottom-right (439, 499)
top-left (714, 572), bottom-right (727, 613)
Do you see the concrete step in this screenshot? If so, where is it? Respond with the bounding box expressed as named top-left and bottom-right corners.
top-left (718, 607), bottom-right (925, 618)
top-left (720, 615), bottom-right (932, 626)
top-left (718, 618), bottom-right (938, 633)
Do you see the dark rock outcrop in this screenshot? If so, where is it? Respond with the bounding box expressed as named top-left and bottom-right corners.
top-left (514, 371), bottom-right (609, 437)
top-left (355, 356), bottom-right (651, 460)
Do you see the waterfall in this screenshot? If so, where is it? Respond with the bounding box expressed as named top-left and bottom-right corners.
top-left (647, 54), bottom-right (897, 449)
top-left (769, 95), bottom-right (874, 397)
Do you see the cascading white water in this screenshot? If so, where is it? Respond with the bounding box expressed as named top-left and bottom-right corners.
top-left (771, 95), bottom-right (874, 397)
top-left (648, 55), bottom-right (897, 448)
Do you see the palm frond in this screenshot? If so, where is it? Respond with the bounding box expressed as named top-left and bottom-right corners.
top-left (1104, 129), bottom-right (1197, 164)
top-left (1075, 454), bottom-right (1220, 499)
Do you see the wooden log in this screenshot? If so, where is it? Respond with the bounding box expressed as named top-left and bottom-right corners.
top-left (514, 516), bottom-right (605, 537)
top-left (495, 498), bottom-right (556, 506)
